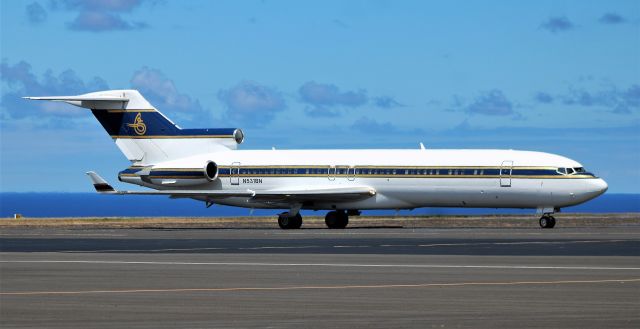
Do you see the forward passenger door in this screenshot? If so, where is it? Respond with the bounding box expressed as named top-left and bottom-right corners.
top-left (500, 160), bottom-right (513, 187)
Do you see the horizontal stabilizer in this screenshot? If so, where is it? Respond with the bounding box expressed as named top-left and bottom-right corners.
top-left (23, 96), bottom-right (128, 102)
top-left (86, 171), bottom-right (116, 193)
top-left (23, 90), bottom-right (150, 110)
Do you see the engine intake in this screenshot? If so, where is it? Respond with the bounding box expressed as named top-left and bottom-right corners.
top-left (205, 161), bottom-right (218, 181)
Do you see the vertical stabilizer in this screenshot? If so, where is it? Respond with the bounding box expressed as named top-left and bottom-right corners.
top-left (24, 90), bottom-right (244, 165)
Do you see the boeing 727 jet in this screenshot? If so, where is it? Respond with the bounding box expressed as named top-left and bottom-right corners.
top-left (25, 90), bottom-right (608, 229)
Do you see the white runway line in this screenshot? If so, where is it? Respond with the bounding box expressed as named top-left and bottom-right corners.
top-left (1, 260), bottom-right (639, 271)
top-left (237, 245), bottom-right (322, 250)
top-left (2, 278), bottom-right (639, 296)
top-left (0, 233), bottom-right (127, 237)
top-left (25, 239), bottom-right (638, 254)
top-left (65, 247), bottom-right (226, 253)
top-left (417, 239), bottom-right (630, 248)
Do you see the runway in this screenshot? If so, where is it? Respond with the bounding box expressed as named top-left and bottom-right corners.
top-left (1, 226), bottom-right (639, 328)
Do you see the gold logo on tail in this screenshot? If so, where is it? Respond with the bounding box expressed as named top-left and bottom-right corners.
top-left (127, 112), bottom-right (147, 135)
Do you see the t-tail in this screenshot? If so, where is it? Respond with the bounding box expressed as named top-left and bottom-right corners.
top-left (24, 90), bottom-right (244, 165)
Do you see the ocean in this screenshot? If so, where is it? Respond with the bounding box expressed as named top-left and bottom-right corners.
top-left (0, 193), bottom-right (638, 218)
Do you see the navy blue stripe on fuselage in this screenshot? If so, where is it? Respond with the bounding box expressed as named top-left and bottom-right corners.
top-left (119, 166), bottom-right (596, 179)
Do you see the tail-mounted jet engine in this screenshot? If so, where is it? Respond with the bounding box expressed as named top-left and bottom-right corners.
top-left (119, 161), bottom-right (219, 187)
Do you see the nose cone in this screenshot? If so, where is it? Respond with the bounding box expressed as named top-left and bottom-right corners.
top-left (583, 178), bottom-right (608, 202)
top-left (593, 178), bottom-right (608, 196)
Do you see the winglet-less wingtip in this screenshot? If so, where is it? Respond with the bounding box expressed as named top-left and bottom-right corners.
top-left (86, 171), bottom-right (116, 193)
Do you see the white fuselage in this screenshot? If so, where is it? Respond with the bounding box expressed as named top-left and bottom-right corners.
top-left (120, 148), bottom-right (608, 211)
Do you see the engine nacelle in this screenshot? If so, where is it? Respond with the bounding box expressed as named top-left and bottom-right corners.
top-left (204, 161), bottom-right (218, 181)
top-left (120, 161), bottom-right (219, 187)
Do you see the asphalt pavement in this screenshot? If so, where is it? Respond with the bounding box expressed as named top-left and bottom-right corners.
top-left (1, 225), bottom-right (639, 328)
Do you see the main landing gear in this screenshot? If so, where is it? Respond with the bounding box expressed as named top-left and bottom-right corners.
top-left (276, 210), bottom-right (353, 230)
top-left (539, 214), bottom-right (556, 229)
top-left (325, 210), bottom-right (349, 229)
top-left (277, 212), bottom-right (302, 230)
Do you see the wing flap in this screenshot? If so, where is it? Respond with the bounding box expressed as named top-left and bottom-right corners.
top-left (251, 186), bottom-right (376, 202)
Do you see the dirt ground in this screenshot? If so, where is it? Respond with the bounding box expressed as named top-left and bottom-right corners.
top-left (1, 213), bottom-right (638, 229)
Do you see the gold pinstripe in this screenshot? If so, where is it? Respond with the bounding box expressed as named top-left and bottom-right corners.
top-left (112, 135), bottom-right (234, 139)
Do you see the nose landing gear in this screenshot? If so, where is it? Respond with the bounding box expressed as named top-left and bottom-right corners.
top-left (539, 214), bottom-right (556, 229)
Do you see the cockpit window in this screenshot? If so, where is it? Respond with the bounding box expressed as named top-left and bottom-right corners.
top-left (557, 167), bottom-right (589, 175)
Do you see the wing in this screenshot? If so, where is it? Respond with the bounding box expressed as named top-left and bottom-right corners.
top-left (87, 171), bottom-right (376, 203)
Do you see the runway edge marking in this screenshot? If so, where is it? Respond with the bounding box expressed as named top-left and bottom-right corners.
top-left (2, 278), bottom-right (640, 296)
top-left (1, 260), bottom-right (639, 271)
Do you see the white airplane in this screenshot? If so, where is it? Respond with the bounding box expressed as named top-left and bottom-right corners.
top-left (25, 90), bottom-right (608, 229)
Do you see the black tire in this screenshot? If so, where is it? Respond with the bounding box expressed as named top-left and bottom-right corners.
top-left (325, 211), bottom-right (339, 229)
top-left (325, 211), bottom-right (349, 229)
top-left (539, 216), bottom-right (549, 228)
top-left (278, 212), bottom-right (303, 229)
top-left (290, 213), bottom-right (303, 229)
top-left (548, 216), bottom-right (556, 228)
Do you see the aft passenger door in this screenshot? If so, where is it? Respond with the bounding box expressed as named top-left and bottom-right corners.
top-left (500, 160), bottom-right (513, 187)
top-left (230, 162), bottom-right (240, 185)
top-left (328, 165), bottom-right (356, 181)
top-left (347, 166), bottom-right (356, 181)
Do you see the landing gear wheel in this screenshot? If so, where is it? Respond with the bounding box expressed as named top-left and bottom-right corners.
top-left (278, 212), bottom-right (302, 230)
top-left (325, 211), bottom-right (349, 229)
top-left (539, 215), bottom-right (555, 229)
top-left (548, 216), bottom-right (556, 228)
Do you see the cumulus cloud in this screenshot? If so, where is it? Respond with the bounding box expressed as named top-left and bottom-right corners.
top-left (299, 81), bottom-right (367, 107)
top-left (0, 60), bottom-right (108, 122)
top-left (599, 13), bottom-right (625, 25)
top-left (560, 84), bottom-right (640, 114)
top-left (130, 67), bottom-right (204, 120)
top-left (540, 16), bottom-right (574, 33)
top-left (26, 2), bottom-right (47, 24)
top-left (373, 96), bottom-right (404, 109)
top-left (217, 81), bottom-right (286, 126)
top-left (56, 0), bottom-right (144, 11)
top-left (465, 90), bottom-right (515, 116)
top-left (299, 81), bottom-right (367, 117)
top-left (621, 85), bottom-right (640, 108)
top-left (350, 117), bottom-right (396, 133)
top-left (68, 11), bottom-right (147, 31)
top-left (52, 0), bottom-right (150, 32)
top-left (534, 92), bottom-right (554, 104)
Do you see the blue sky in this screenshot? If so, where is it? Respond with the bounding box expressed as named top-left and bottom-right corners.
top-left (1, 0), bottom-right (639, 192)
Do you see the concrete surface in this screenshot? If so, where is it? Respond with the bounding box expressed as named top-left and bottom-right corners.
top-left (1, 224), bottom-right (639, 328)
